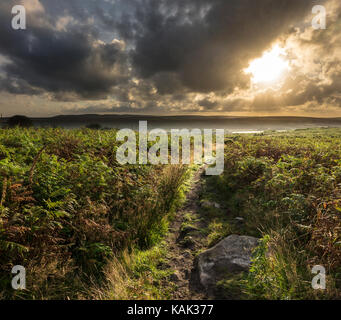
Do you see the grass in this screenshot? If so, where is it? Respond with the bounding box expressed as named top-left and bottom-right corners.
top-left (0, 127), bottom-right (190, 299)
top-left (90, 243), bottom-right (176, 300)
top-left (1, 127), bottom-right (340, 300)
top-left (206, 128), bottom-right (341, 299)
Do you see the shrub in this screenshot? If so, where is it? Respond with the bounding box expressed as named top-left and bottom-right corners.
top-left (0, 128), bottom-right (189, 299)
top-left (6, 115), bottom-right (33, 128)
top-left (217, 129), bottom-right (341, 299)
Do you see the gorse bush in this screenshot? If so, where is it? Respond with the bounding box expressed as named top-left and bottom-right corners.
top-left (215, 129), bottom-right (341, 299)
top-left (0, 128), bottom-right (188, 299)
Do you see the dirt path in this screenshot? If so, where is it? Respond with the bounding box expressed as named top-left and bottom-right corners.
top-left (161, 167), bottom-right (208, 300)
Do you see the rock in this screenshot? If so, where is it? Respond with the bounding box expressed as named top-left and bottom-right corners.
top-left (183, 250), bottom-right (192, 259)
top-left (180, 236), bottom-right (196, 249)
top-left (201, 200), bottom-right (221, 209)
top-left (214, 203), bottom-right (221, 209)
top-left (179, 225), bottom-right (199, 239)
top-left (169, 271), bottom-right (181, 282)
top-left (194, 235), bottom-right (259, 290)
top-left (234, 217), bottom-right (245, 224)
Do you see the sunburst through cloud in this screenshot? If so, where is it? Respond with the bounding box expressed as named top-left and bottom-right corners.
top-left (244, 45), bottom-right (290, 85)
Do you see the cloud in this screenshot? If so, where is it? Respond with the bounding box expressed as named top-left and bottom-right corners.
top-left (0, 1), bottom-right (129, 100)
top-left (131, 0), bottom-right (317, 93)
top-left (0, 0), bottom-right (340, 116)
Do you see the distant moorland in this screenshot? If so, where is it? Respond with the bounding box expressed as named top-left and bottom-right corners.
top-left (2, 115), bottom-right (341, 131)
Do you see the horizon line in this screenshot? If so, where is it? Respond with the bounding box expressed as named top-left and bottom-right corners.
top-left (1, 113), bottom-right (341, 120)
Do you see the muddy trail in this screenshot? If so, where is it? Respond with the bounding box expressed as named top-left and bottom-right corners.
top-left (160, 167), bottom-right (209, 300)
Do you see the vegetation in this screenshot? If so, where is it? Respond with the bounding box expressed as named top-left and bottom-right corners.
top-left (6, 116), bottom-right (33, 128)
top-left (209, 128), bottom-right (341, 299)
top-left (86, 124), bottom-right (102, 130)
top-left (1, 126), bottom-right (340, 300)
top-left (0, 127), bottom-right (188, 299)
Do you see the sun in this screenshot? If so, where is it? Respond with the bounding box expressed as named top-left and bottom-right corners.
top-left (245, 45), bottom-right (290, 84)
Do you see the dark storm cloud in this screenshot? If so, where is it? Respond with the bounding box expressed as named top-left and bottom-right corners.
top-left (132, 0), bottom-right (319, 93)
top-left (0, 1), bottom-right (128, 100)
top-left (198, 99), bottom-right (218, 110)
top-left (0, 76), bottom-right (43, 95)
top-left (0, 0), bottom-right (339, 116)
top-left (150, 72), bottom-right (184, 95)
top-left (63, 104), bottom-right (138, 114)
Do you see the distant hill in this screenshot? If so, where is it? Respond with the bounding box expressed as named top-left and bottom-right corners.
top-left (2, 114), bottom-right (341, 131)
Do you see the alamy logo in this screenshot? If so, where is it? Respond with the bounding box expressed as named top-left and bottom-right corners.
top-left (312, 5), bottom-right (327, 30)
top-left (116, 121), bottom-right (225, 176)
top-left (11, 265), bottom-right (26, 290)
top-left (11, 5), bottom-right (26, 30)
top-left (312, 265), bottom-right (326, 290)
top-left (10, 4), bottom-right (327, 31)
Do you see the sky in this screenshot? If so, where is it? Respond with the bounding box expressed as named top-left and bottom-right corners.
top-left (0, 0), bottom-right (340, 117)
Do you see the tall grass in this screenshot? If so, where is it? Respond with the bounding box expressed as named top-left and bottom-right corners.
top-left (0, 128), bottom-right (188, 299)
top-left (213, 129), bottom-right (341, 299)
